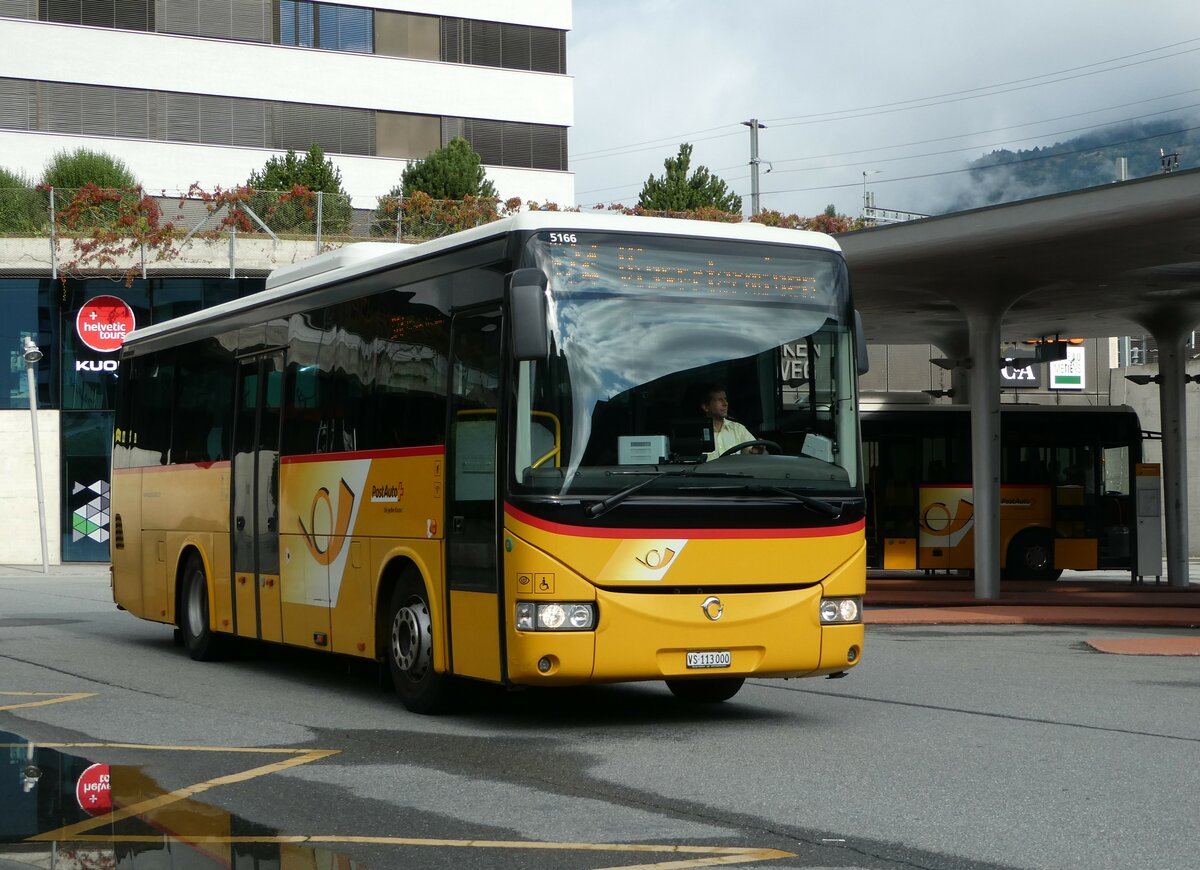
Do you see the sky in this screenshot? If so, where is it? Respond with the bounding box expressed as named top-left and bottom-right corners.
top-left (566, 0), bottom-right (1200, 219)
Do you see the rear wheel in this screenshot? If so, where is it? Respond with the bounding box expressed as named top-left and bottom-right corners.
top-left (665, 677), bottom-right (745, 704)
top-left (386, 575), bottom-right (453, 714)
top-left (1005, 530), bottom-right (1062, 581)
top-left (180, 554), bottom-right (227, 661)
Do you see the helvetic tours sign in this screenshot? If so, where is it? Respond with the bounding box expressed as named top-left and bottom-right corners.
top-left (76, 295), bottom-right (135, 354)
top-left (75, 763), bottom-right (112, 816)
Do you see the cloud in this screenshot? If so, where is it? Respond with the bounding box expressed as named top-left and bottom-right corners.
top-left (569, 0), bottom-right (1200, 218)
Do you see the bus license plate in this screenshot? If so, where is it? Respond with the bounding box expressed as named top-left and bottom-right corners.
top-left (686, 650), bottom-right (731, 669)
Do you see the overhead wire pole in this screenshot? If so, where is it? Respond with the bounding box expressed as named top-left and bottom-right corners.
top-left (742, 119), bottom-right (766, 215)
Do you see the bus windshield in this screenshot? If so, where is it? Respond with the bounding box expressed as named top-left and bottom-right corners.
top-left (513, 231), bottom-right (859, 500)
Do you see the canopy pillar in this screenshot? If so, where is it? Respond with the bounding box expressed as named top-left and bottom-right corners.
top-left (1146, 321), bottom-right (1192, 587)
top-left (966, 311), bottom-right (1004, 600)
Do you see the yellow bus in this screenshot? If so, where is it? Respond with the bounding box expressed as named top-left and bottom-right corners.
top-left (111, 213), bottom-right (867, 713)
top-left (862, 403), bottom-right (1145, 580)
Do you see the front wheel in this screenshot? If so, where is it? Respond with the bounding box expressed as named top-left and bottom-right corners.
top-left (386, 576), bottom-right (453, 714)
top-left (180, 554), bottom-right (227, 661)
top-left (665, 677), bottom-right (745, 704)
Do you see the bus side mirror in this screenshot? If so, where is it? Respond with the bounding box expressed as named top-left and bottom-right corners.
top-left (508, 268), bottom-right (550, 361)
top-left (855, 310), bottom-right (870, 376)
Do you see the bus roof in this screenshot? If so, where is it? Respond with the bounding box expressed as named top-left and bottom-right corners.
top-left (121, 211), bottom-right (841, 353)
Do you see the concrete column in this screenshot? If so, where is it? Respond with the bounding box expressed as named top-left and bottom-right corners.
top-left (967, 313), bottom-right (1003, 599)
top-left (1150, 325), bottom-right (1191, 586)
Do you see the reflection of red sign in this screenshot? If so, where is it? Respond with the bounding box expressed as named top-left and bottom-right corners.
top-left (76, 763), bottom-right (112, 816)
top-left (76, 295), bottom-right (135, 353)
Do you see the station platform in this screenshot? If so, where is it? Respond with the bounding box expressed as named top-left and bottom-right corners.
top-left (864, 572), bottom-right (1200, 653)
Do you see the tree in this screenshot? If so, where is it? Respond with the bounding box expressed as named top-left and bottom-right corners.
top-left (373, 138), bottom-right (498, 238)
top-left (246, 143), bottom-right (351, 235)
top-left (398, 137), bottom-right (497, 199)
top-left (637, 143), bottom-right (742, 214)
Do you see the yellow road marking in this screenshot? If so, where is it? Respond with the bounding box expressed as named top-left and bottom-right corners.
top-left (58, 835), bottom-right (795, 868)
top-left (15, 738), bottom-right (795, 867)
top-left (30, 747), bottom-right (338, 841)
top-left (0, 691), bottom-right (95, 711)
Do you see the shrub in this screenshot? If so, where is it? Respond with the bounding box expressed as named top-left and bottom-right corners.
top-left (245, 144), bottom-right (352, 235)
top-left (0, 166), bottom-right (44, 234)
top-left (40, 148), bottom-right (138, 190)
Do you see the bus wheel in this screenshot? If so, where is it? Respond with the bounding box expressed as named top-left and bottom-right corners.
top-left (665, 677), bottom-right (745, 704)
top-left (387, 577), bottom-right (452, 715)
top-left (1006, 531), bottom-right (1062, 582)
top-left (180, 554), bottom-right (226, 661)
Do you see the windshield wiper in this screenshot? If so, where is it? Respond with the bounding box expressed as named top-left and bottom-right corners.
top-left (689, 484), bottom-right (845, 517)
top-left (585, 470), bottom-right (750, 519)
top-left (760, 485), bottom-right (844, 517)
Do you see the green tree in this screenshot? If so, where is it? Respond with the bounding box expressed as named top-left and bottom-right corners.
top-left (373, 138), bottom-right (498, 238)
top-left (40, 148), bottom-right (139, 190)
top-left (399, 137), bottom-right (497, 199)
top-left (246, 143), bottom-right (351, 235)
top-left (637, 143), bottom-right (742, 214)
top-left (0, 166), bottom-right (43, 234)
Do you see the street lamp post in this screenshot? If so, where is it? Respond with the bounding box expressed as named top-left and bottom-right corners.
top-left (862, 170), bottom-right (882, 214)
top-left (23, 336), bottom-right (49, 574)
top-left (742, 119), bottom-right (766, 216)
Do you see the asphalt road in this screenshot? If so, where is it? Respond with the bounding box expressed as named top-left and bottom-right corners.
top-left (1, 566), bottom-right (1197, 869)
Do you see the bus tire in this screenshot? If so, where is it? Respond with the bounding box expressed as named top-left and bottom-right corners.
top-left (180, 553), bottom-right (227, 661)
top-left (1005, 530), bottom-right (1062, 582)
top-left (665, 677), bottom-right (745, 704)
top-left (387, 576), bottom-right (453, 715)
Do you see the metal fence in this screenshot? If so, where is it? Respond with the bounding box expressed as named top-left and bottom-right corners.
top-left (0, 186), bottom-right (513, 245)
top-left (0, 186), bottom-right (533, 279)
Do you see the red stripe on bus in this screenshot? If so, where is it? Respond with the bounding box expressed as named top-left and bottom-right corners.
top-left (504, 503), bottom-right (865, 540)
top-left (280, 445), bottom-right (446, 465)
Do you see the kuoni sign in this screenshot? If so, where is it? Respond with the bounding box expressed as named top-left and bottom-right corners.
top-left (76, 295), bottom-right (136, 353)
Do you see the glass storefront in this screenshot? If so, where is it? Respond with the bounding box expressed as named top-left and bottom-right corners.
top-left (1, 276), bottom-right (264, 562)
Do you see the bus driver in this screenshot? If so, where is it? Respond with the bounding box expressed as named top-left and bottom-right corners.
top-left (701, 386), bottom-right (764, 460)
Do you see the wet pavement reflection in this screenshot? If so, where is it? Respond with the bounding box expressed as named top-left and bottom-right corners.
top-left (1, 730), bottom-right (360, 869)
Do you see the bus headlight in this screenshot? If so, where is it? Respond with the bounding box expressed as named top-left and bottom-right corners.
top-left (515, 602), bottom-right (596, 631)
top-left (819, 597), bottom-right (862, 624)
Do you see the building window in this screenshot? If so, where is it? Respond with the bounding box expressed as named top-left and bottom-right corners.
top-left (440, 17), bottom-right (564, 74)
top-left (39, 0), bottom-right (153, 30)
top-left (277, 0), bottom-right (371, 52)
top-left (1, 279), bottom-right (55, 410)
top-left (2, 77), bottom-right (566, 170)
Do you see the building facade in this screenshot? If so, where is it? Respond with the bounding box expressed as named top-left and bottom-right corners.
top-left (0, 1), bottom-right (572, 564)
top-left (0, 1), bottom-right (573, 205)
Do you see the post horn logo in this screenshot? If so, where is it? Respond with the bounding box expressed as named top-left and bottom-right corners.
top-left (299, 478), bottom-right (355, 566)
top-left (701, 596), bottom-right (724, 621)
top-left (635, 547), bottom-right (677, 570)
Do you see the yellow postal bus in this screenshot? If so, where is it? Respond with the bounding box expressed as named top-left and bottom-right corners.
top-left (111, 212), bottom-right (867, 712)
top-left (862, 403), bottom-right (1144, 580)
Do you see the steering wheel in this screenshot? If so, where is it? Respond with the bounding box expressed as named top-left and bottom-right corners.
top-left (718, 439), bottom-right (782, 458)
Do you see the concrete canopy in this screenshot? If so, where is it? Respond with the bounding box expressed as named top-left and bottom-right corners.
top-left (836, 167), bottom-right (1200, 594)
top-left (838, 165), bottom-right (1200, 348)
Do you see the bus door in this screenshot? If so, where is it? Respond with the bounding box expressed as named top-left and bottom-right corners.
top-left (865, 436), bottom-right (919, 569)
top-left (445, 307), bottom-right (504, 682)
top-left (231, 352), bottom-right (284, 642)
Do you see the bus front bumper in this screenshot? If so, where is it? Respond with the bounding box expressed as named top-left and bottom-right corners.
top-left (506, 585), bottom-right (863, 685)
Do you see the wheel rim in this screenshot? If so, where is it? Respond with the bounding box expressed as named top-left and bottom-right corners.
top-left (392, 597), bottom-right (432, 679)
top-left (186, 572), bottom-right (205, 636)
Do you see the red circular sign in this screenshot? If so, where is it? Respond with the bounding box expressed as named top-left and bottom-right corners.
top-left (76, 295), bottom-right (136, 354)
top-left (76, 763), bottom-right (112, 816)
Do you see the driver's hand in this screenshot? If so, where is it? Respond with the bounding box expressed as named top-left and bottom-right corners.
top-left (748, 446), bottom-right (766, 455)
